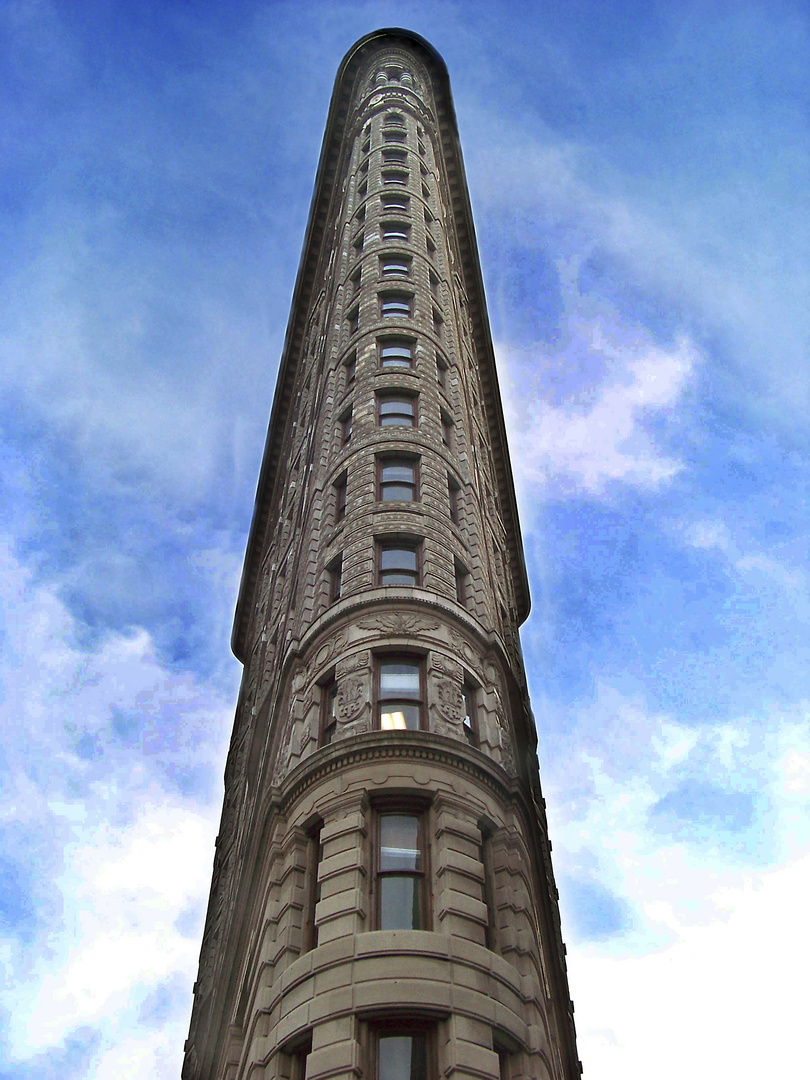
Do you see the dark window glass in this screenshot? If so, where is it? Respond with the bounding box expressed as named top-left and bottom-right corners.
top-left (348, 306), bottom-right (359, 334)
top-left (379, 393), bottom-right (416, 427)
top-left (321, 681), bottom-right (338, 745)
top-left (378, 1034), bottom-right (429, 1080)
top-left (378, 815), bottom-right (424, 931)
top-left (380, 340), bottom-right (413, 369)
top-left (378, 660), bottom-right (421, 731)
top-left (441, 412), bottom-right (453, 447)
top-left (448, 476), bottom-right (460, 525)
top-left (379, 543), bottom-right (418, 586)
top-left (340, 409), bottom-right (352, 446)
top-left (455, 561), bottom-right (469, 606)
top-left (344, 352), bottom-right (356, 387)
top-left (383, 129), bottom-right (407, 142)
top-left (385, 112), bottom-right (405, 126)
top-left (381, 194), bottom-right (410, 213)
top-left (305, 827), bottom-right (323, 950)
top-left (382, 221), bottom-right (410, 242)
top-left (382, 168), bottom-right (408, 186)
top-left (383, 147), bottom-right (408, 165)
top-left (381, 293), bottom-right (411, 318)
top-left (381, 256), bottom-right (411, 279)
top-left (436, 355), bottom-right (448, 390)
top-left (329, 556), bottom-right (342, 603)
top-left (379, 458), bottom-right (417, 501)
top-left (462, 683), bottom-right (477, 745)
top-left (334, 474), bottom-right (347, 522)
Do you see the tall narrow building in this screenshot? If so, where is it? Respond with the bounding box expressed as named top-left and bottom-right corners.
top-left (184, 29), bottom-right (580, 1080)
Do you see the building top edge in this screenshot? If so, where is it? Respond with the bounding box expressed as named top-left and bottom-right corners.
top-left (231, 29), bottom-right (531, 662)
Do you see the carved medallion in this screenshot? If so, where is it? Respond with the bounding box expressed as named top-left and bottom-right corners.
top-left (336, 677), bottom-right (365, 723)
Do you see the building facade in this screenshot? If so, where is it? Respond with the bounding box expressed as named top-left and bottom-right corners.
top-left (183, 29), bottom-right (580, 1080)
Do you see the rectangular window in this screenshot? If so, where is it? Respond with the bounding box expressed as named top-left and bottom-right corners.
top-left (353, 230), bottom-right (365, 251)
top-left (321, 680), bottom-right (338, 746)
top-left (385, 111), bottom-right (405, 127)
top-left (382, 221), bottom-right (410, 243)
top-left (334, 472), bottom-right (347, 522)
top-left (362, 139), bottom-right (370, 156)
top-left (381, 193), bottom-right (410, 214)
top-left (382, 168), bottom-right (408, 186)
top-left (374, 1026), bottom-right (433, 1080)
top-left (429, 270), bottom-right (440, 299)
top-left (455, 560), bottom-right (469, 607)
top-left (378, 456), bottom-right (418, 501)
top-left (418, 140), bottom-right (426, 157)
top-left (432, 308), bottom-right (443, 338)
top-left (290, 1039), bottom-right (312, 1080)
top-left (448, 475), bottom-right (460, 525)
top-left (304, 825), bottom-right (323, 949)
top-left (462, 683), bottom-right (477, 746)
top-left (426, 232), bottom-right (436, 256)
top-left (358, 179), bottom-right (368, 198)
top-left (378, 540), bottom-right (419, 586)
top-left (380, 255), bottom-right (411, 279)
top-left (343, 351), bottom-right (356, 388)
top-left (355, 205), bottom-right (366, 224)
top-left (383, 128), bottom-right (407, 142)
top-left (422, 182), bottom-right (431, 200)
top-left (328, 555), bottom-right (342, 603)
top-left (378, 392), bottom-right (416, 427)
top-left (383, 147), bottom-right (408, 165)
top-left (350, 267), bottom-right (362, 295)
top-left (436, 354), bottom-right (448, 391)
top-left (380, 292), bottom-right (411, 318)
top-left (379, 338), bottom-right (414, 370)
top-left (377, 657), bottom-right (423, 731)
top-left (441, 411), bottom-right (453, 448)
top-left (347, 305), bottom-right (359, 335)
top-left (340, 407), bottom-right (353, 447)
top-left (377, 813), bottom-right (425, 929)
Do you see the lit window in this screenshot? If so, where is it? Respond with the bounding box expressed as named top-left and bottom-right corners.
top-left (381, 293), bottom-right (411, 318)
top-left (382, 168), bottom-right (408, 186)
top-left (382, 221), bottom-right (410, 243)
top-left (378, 541), bottom-right (419, 586)
top-left (379, 339), bottom-right (413, 370)
top-left (380, 255), bottom-right (411, 279)
top-left (378, 457), bottom-right (417, 501)
top-left (377, 812), bottom-right (426, 928)
top-left (378, 392), bottom-right (416, 427)
top-left (378, 659), bottom-right (422, 732)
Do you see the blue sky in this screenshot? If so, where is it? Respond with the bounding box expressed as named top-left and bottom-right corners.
top-left (1, 1), bottom-right (808, 1076)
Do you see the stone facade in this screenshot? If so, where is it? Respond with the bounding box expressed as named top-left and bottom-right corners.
top-left (184, 29), bottom-right (580, 1080)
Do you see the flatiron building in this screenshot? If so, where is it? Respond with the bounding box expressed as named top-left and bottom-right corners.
top-left (184, 28), bottom-right (581, 1080)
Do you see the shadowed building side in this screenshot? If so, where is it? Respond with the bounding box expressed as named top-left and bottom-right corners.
top-left (184, 29), bottom-right (581, 1080)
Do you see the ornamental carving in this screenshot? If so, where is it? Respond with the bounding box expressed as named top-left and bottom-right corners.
top-left (313, 629), bottom-right (349, 671)
top-left (358, 613), bottom-right (439, 635)
top-left (435, 677), bottom-right (464, 723)
top-left (495, 709), bottom-right (516, 774)
top-left (337, 649), bottom-right (370, 676)
top-left (335, 677), bottom-right (365, 723)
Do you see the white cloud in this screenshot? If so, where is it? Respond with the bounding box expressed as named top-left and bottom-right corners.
top-left (0, 538), bottom-right (233, 1075)
top-left (499, 329), bottom-right (696, 498)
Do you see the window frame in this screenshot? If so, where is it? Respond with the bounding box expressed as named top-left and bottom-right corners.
top-left (333, 471), bottom-right (348, 523)
top-left (455, 559), bottom-right (469, 607)
top-left (377, 537), bottom-right (421, 587)
top-left (373, 802), bottom-right (430, 933)
top-left (377, 390), bottom-right (417, 428)
top-left (382, 147), bottom-right (408, 166)
top-left (375, 654), bottom-right (425, 734)
top-left (339, 406), bottom-right (353, 447)
top-left (381, 168), bottom-right (409, 187)
top-left (380, 291), bottom-right (412, 319)
top-left (448, 474), bottom-right (460, 526)
top-left (328, 554), bottom-right (343, 604)
top-left (381, 221), bottom-right (411, 243)
top-left (440, 410), bottom-right (454, 448)
top-left (378, 337), bottom-right (415, 371)
top-left (462, 682), bottom-right (478, 747)
top-left (380, 254), bottom-right (412, 280)
top-left (378, 455), bottom-right (419, 502)
top-left (320, 678), bottom-right (338, 746)
top-left (369, 1019), bottom-right (436, 1080)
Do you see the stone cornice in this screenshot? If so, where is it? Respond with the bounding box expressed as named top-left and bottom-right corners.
top-left (231, 28), bottom-right (530, 662)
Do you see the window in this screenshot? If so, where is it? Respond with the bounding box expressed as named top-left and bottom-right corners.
top-left (374, 1025), bottom-right (433, 1080)
top-left (350, 267), bottom-right (362, 295)
top-left (362, 138), bottom-right (370, 156)
top-left (378, 392), bottom-right (416, 427)
top-left (304, 824), bottom-right (323, 949)
top-left (418, 140), bottom-right (426, 156)
top-left (422, 182), bottom-right (431, 200)
top-left (436, 354), bottom-right (448, 391)
top-left (321, 680), bottom-right (338, 746)
top-left (383, 147), bottom-right (407, 165)
top-left (334, 472), bottom-right (347, 522)
top-left (378, 456), bottom-right (418, 501)
top-left (381, 193), bottom-right (409, 214)
top-left (353, 230), bottom-right (364, 251)
top-left (379, 338), bottom-right (413, 370)
top-left (347, 305), bottom-right (359, 334)
top-left (424, 206), bottom-right (434, 228)
top-left (429, 270), bottom-right (440, 298)
top-left (441, 411), bottom-right (454, 448)
top-left (380, 293), bottom-right (411, 318)
top-left (382, 221), bottom-right (410, 243)
top-left (378, 540), bottom-right (419, 586)
top-left (426, 232), bottom-right (436, 256)
top-left (432, 308), bottom-right (443, 338)
top-left (343, 351), bottom-right (356, 388)
top-left (462, 683), bottom-right (477, 746)
top-left (358, 179), bottom-right (368, 198)
top-left (448, 475), bottom-right (460, 525)
top-left (289, 1037), bottom-right (313, 1080)
top-left (377, 812), bottom-right (426, 929)
top-left (383, 129), bottom-right (407, 143)
top-left (385, 111), bottom-right (404, 126)
top-left (455, 560), bottom-right (469, 606)
top-left (380, 255), bottom-right (411, 279)
top-left (382, 168), bottom-right (408, 186)
top-left (355, 205), bottom-right (366, 224)
top-left (340, 407), bottom-right (352, 446)
top-left (328, 555), bottom-right (342, 603)
top-left (377, 657), bottom-right (423, 731)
